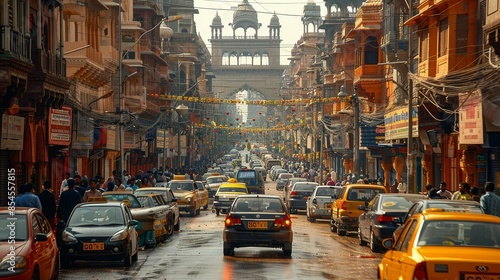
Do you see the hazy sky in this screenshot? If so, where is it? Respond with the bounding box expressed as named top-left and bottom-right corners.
top-left (194, 0), bottom-right (326, 65)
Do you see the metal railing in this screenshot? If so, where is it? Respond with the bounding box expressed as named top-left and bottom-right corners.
top-left (0, 26), bottom-right (31, 60)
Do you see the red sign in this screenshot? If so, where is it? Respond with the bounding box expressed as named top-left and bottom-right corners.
top-left (48, 107), bottom-right (72, 145)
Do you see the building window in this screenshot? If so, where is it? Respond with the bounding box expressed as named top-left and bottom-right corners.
top-left (456, 14), bottom-right (468, 54)
top-left (364, 36), bottom-right (379, 65)
top-left (438, 18), bottom-right (448, 57)
top-left (420, 28), bottom-right (429, 62)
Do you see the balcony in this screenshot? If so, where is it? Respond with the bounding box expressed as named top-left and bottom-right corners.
top-left (31, 49), bottom-right (66, 77)
top-left (65, 41), bottom-right (108, 87)
top-left (0, 26), bottom-right (31, 61)
top-left (101, 45), bottom-right (119, 71)
top-left (354, 64), bottom-right (383, 83)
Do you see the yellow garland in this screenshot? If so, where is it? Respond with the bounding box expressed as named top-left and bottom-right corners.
top-left (158, 94), bottom-right (340, 105)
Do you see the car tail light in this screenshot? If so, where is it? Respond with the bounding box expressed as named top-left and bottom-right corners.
top-left (378, 215), bottom-right (395, 223)
top-left (413, 262), bottom-right (427, 280)
top-left (274, 214), bottom-right (292, 229)
top-left (224, 214), bottom-right (241, 228)
top-left (340, 201), bottom-right (347, 210)
top-left (214, 195), bottom-right (219, 201)
top-left (290, 191), bottom-right (298, 197)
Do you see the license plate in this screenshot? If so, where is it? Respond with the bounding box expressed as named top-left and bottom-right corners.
top-left (325, 203), bottom-right (332, 208)
top-left (83, 243), bottom-right (104, 250)
top-left (247, 221), bottom-right (268, 229)
top-left (462, 273), bottom-right (500, 280)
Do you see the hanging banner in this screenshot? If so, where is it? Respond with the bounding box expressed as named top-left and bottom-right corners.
top-left (48, 106), bottom-right (72, 145)
top-left (1, 114), bottom-right (24, 150)
top-left (72, 111), bottom-right (93, 149)
top-left (156, 129), bottom-right (170, 149)
top-left (384, 107), bottom-right (418, 141)
top-left (459, 90), bottom-right (483, 144)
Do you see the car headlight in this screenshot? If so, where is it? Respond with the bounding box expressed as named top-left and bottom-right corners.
top-left (110, 230), bottom-right (128, 241)
top-left (0, 255), bottom-right (27, 272)
top-left (62, 231), bottom-right (77, 244)
top-left (186, 197), bottom-right (192, 203)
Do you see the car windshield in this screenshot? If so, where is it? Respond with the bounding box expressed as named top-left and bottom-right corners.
top-left (103, 194), bottom-right (142, 208)
top-left (0, 214), bottom-right (27, 241)
top-left (417, 221), bottom-right (500, 248)
top-left (347, 188), bottom-right (385, 201)
top-left (170, 182), bottom-right (193, 191)
top-left (381, 196), bottom-right (423, 210)
top-left (207, 178), bottom-right (224, 184)
top-left (68, 206), bottom-right (125, 227)
top-left (219, 187), bottom-right (247, 193)
top-left (233, 197), bottom-right (283, 213)
top-left (316, 187), bottom-right (339, 196)
top-left (136, 196), bottom-right (153, 208)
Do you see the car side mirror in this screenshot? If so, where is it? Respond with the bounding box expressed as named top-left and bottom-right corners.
top-left (358, 205), bottom-right (366, 211)
top-left (382, 238), bottom-right (394, 249)
top-left (129, 220), bottom-right (139, 227)
top-left (312, 198), bottom-right (317, 204)
top-left (35, 233), bottom-right (48, 242)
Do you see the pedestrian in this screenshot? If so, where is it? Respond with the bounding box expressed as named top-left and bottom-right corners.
top-left (437, 182), bottom-right (452, 199)
top-left (60, 172), bottom-right (71, 195)
top-left (83, 179), bottom-right (103, 202)
top-left (38, 181), bottom-right (57, 228)
top-left (14, 182), bottom-right (43, 210)
top-left (390, 179), bottom-right (398, 193)
top-left (57, 179), bottom-right (82, 223)
top-left (397, 180), bottom-right (407, 193)
top-left (480, 181), bottom-right (500, 217)
top-left (451, 182), bottom-right (473, 201)
top-left (113, 178), bottom-right (126, 191)
top-left (73, 175), bottom-right (86, 198)
top-left (425, 184), bottom-right (441, 199)
top-left (470, 186), bottom-right (481, 202)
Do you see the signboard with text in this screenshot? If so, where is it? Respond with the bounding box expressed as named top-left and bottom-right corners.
top-left (1, 115), bottom-right (24, 150)
top-left (48, 107), bottom-right (72, 145)
top-left (384, 107), bottom-right (418, 141)
top-left (459, 90), bottom-right (483, 144)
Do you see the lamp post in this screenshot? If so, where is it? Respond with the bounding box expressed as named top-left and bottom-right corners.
top-left (338, 85), bottom-right (360, 180)
top-left (117, 15), bottom-right (181, 179)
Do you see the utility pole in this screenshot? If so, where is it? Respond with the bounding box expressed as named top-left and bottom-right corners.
top-left (406, 0), bottom-right (415, 193)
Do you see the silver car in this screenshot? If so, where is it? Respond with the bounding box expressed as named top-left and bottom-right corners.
top-left (306, 185), bottom-right (342, 222)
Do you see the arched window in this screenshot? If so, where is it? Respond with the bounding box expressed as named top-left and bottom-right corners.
top-left (261, 53), bottom-right (269, 65)
top-left (364, 36), bottom-right (379, 65)
top-left (253, 53), bottom-right (261, 65)
top-left (222, 52), bottom-right (230, 65)
top-left (240, 52), bottom-right (252, 65)
top-left (230, 53), bottom-right (238, 65)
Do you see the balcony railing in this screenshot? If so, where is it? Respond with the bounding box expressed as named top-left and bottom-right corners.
top-left (32, 49), bottom-right (66, 77)
top-left (0, 26), bottom-right (31, 61)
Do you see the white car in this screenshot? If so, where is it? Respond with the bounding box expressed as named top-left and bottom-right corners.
top-left (306, 185), bottom-right (342, 222)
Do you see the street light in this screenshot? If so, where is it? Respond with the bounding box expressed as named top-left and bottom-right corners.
top-left (117, 15), bottom-right (182, 178)
top-left (338, 85), bottom-right (360, 181)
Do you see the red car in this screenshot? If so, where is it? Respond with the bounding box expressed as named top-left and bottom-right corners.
top-left (0, 207), bottom-right (59, 279)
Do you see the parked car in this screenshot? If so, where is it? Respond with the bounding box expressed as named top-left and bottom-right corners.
top-left (223, 194), bottom-right (293, 256)
top-left (213, 181), bottom-right (248, 216)
top-left (0, 207), bottom-right (59, 280)
top-left (235, 168), bottom-right (265, 194)
top-left (283, 177), bottom-right (308, 201)
top-left (306, 185), bottom-right (342, 222)
top-left (134, 187), bottom-right (180, 231)
top-left (378, 209), bottom-right (500, 280)
top-left (254, 166), bottom-right (267, 181)
top-left (276, 173), bottom-right (293, 190)
top-left (271, 168), bottom-right (288, 181)
top-left (286, 182), bottom-right (319, 214)
top-left (135, 194), bottom-right (176, 237)
top-left (358, 193), bottom-right (426, 252)
top-left (102, 191), bottom-right (173, 247)
top-left (169, 179), bottom-right (201, 217)
top-left (330, 184), bottom-right (386, 236)
top-left (59, 201), bottom-right (139, 267)
top-left (206, 175), bottom-right (229, 198)
top-left (195, 181), bottom-right (210, 209)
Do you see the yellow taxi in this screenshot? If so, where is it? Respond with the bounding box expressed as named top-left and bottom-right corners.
top-left (213, 179), bottom-right (248, 216)
top-left (378, 208), bottom-right (500, 280)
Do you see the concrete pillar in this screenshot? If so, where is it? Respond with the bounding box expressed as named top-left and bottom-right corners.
top-left (460, 150), bottom-right (476, 186)
top-left (421, 149), bottom-right (433, 186)
top-left (380, 156), bottom-right (393, 192)
top-left (393, 155), bottom-right (405, 183)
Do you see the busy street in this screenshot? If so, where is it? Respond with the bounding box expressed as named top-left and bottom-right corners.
top-left (59, 157), bottom-right (382, 280)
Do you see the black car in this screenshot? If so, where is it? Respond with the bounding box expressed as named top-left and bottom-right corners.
top-left (60, 201), bottom-right (139, 267)
top-left (358, 193), bottom-right (426, 252)
top-left (223, 195), bottom-right (293, 256)
top-left (286, 182), bottom-right (319, 214)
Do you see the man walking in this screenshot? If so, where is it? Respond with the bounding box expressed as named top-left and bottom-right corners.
top-left (480, 181), bottom-right (500, 217)
top-left (57, 179), bottom-right (82, 222)
top-left (437, 182), bottom-right (452, 199)
top-left (14, 183), bottom-right (42, 210)
top-left (83, 179), bottom-right (102, 202)
top-left (38, 181), bottom-right (57, 228)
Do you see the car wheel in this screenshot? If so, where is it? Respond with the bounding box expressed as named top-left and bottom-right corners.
top-left (337, 225), bottom-right (346, 236)
top-left (31, 265), bottom-right (39, 280)
top-left (189, 208), bottom-right (196, 217)
top-left (283, 243), bottom-right (292, 257)
top-left (307, 209), bottom-right (315, 222)
top-left (370, 230), bottom-right (380, 252)
top-left (165, 217), bottom-right (174, 237)
top-left (358, 227), bottom-right (367, 246)
top-left (223, 242), bottom-right (233, 256)
top-left (60, 253), bottom-right (72, 268)
top-left (173, 218), bottom-right (180, 231)
top-left (124, 246), bottom-right (133, 267)
top-left (215, 209), bottom-right (220, 216)
top-left (196, 207), bottom-right (201, 216)
top-left (330, 217), bottom-right (337, 232)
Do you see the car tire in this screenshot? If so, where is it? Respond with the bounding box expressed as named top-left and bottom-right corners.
top-left (189, 208), bottom-right (196, 217)
top-left (223, 243), bottom-right (233, 256)
top-left (370, 230), bottom-right (380, 252)
top-left (60, 253), bottom-right (72, 268)
top-left (124, 246), bottom-right (133, 267)
top-left (337, 225), bottom-right (346, 236)
top-left (174, 218), bottom-right (180, 231)
top-left (330, 217), bottom-right (337, 233)
top-left (283, 243), bottom-right (292, 257)
top-left (165, 217), bottom-right (174, 237)
top-left (132, 250), bottom-right (138, 262)
top-left (358, 227), bottom-right (367, 246)
top-left (31, 265), bottom-right (39, 280)
top-left (196, 207), bottom-right (201, 216)
top-left (307, 209), bottom-right (316, 222)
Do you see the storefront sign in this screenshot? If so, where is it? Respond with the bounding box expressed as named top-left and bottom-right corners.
top-left (106, 127), bottom-right (116, 150)
top-left (1, 115), bottom-right (24, 150)
top-left (384, 107), bottom-right (418, 140)
top-left (72, 111), bottom-right (93, 149)
top-left (459, 90), bottom-right (483, 144)
top-left (156, 129), bottom-right (170, 149)
top-left (48, 107), bottom-right (72, 145)
top-left (124, 131), bottom-right (137, 149)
